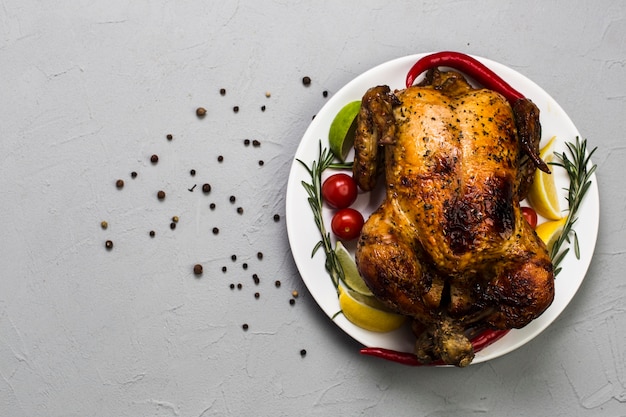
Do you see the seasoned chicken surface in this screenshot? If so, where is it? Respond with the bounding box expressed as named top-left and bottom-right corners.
top-left (354, 69), bottom-right (554, 367)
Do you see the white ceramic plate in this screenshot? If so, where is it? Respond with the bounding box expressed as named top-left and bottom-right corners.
top-left (285, 53), bottom-right (599, 364)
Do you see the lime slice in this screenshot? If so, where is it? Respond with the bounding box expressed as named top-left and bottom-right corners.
top-left (329, 100), bottom-right (361, 162)
top-left (527, 136), bottom-right (562, 220)
top-left (335, 241), bottom-right (373, 296)
top-left (338, 287), bottom-right (406, 333)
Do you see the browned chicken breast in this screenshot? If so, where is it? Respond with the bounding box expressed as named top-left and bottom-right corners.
top-left (353, 69), bottom-right (554, 367)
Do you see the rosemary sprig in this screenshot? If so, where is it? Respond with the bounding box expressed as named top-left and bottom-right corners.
top-left (297, 141), bottom-right (352, 292)
top-left (549, 137), bottom-right (597, 276)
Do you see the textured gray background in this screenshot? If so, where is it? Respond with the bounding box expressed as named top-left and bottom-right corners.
top-left (1, 1), bottom-right (624, 416)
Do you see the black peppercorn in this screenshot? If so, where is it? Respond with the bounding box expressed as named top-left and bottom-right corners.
top-left (252, 274), bottom-right (260, 285)
top-left (166, 134), bottom-right (173, 141)
top-left (149, 230), bottom-right (155, 237)
top-left (157, 190), bottom-right (166, 200)
top-left (231, 254), bottom-right (237, 261)
top-left (116, 179), bottom-right (124, 189)
top-left (170, 222), bottom-right (176, 230)
top-left (219, 88), bottom-right (226, 96)
top-left (196, 107), bottom-right (207, 117)
top-left (217, 155), bottom-right (224, 162)
top-left (150, 154), bottom-right (158, 164)
top-left (105, 240), bottom-right (113, 250)
top-left (229, 195), bottom-right (236, 203)
top-left (300, 349), bottom-right (307, 357)
top-left (230, 283), bottom-right (235, 289)
top-left (258, 160), bottom-right (264, 166)
top-left (261, 105), bottom-right (266, 112)
top-left (209, 203), bottom-right (216, 210)
top-left (190, 169), bottom-right (196, 176)
top-left (323, 90), bottom-right (328, 98)
top-left (273, 214), bottom-right (280, 222)
top-left (222, 266), bottom-right (227, 272)
top-left (130, 171), bottom-right (137, 179)
top-left (275, 280), bottom-right (281, 288)
top-left (252, 140), bottom-right (261, 147)
top-left (257, 252), bottom-right (263, 260)
top-left (233, 106), bottom-right (239, 113)
top-left (193, 264), bottom-right (203, 275)
top-left (302, 76), bottom-right (311, 86)
top-left (202, 183), bottom-right (211, 193)
top-left (236, 207), bottom-right (243, 214)
top-left (242, 323), bottom-right (248, 330)
top-left (242, 263), bottom-right (248, 270)
top-left (212, 227), bottom-right (219, 235)
top-left (289, 299), bottom-right (295, 305)
top-left (254, 292), bottom-right (260, 299)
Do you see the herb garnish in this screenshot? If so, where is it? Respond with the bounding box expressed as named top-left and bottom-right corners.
top-left (549, 137), bottom-right (597, 276)
top-left (297, 141), bottom-right (352, 292)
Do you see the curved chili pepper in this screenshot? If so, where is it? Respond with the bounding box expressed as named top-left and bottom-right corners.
top-left (405, 51), bottom-right (524, 104)
top-left (359, 328), bottom-right (511, 366)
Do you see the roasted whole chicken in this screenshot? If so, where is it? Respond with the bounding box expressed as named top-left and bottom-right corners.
top-left (353, 68), bottom-right (555, 367)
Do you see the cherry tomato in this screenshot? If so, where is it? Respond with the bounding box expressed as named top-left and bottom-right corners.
top-left (521, 206), bottom-right (538, 229)
top-left (322, 173), bottom-right (358, 209)
top-left (331, 208), bottom-right (364, 241)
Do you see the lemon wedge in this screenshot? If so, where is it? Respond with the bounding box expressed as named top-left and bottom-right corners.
top-left (535, 217), bottom-right (567, 252)
top-left (338, 286), bottom-right (406, 333)
top-left (335, 241), bottom-right (373, 296)
top-left (329, 101), bottom-right (361, 162)
top-left (527, 136), bottom-right (562, 220)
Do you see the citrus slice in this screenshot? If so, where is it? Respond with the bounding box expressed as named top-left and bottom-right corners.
top-left (527, 136), bottom-right (562, 220)
top-left (335, 241), bottom-right (372, 296)
top-left (329, 100), bottom-right (361, 162)
top-left (338, 287), bottom-right (406, 333)
top-left (535, 217), bottom-right (566, 252)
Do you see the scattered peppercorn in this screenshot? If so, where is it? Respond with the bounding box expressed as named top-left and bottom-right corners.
top-left (230, 283), bottom-right (235, 289)
top-left (258, 160), bottom-right (264, 166)
top-left (302, 76), bottom-right (311, 86)
top-left (212, 227), bottom-right (219, 235)
top-left (217, 155), bottom-right (224, 162)
top-left (166, 134), bottom-right (173, 141)
top-left (233, 106), bottom-right (239, 113)
top-left (157, 190), bottom-right (166, 200)
top-left (231, 254), bottom-right (237, 261)
top-left (261, 105), bottom-right (266, 112)
top-left (222, 266), bottom-right (227, 272)
top-left (300, 349), bottom-right (307, 357)
top-left (273, 214), bottom-right (280, 222)
top-left (149, 230), bottom-right (155, 237)
top-left (131, 171), bottom-right (137, 179)
top-left (254, 292), bottom-right (260, 299)
top-left (323, 90), bottom-right (328, 98)
top-left (236, 207), bottom-right (243, 214)
top-left (265, 91), bottom-right (271, 98)
top-left (116, 179), bottom-right (124, 189)
top-left (172, 216), bottom-right (179, 223)
top-left (100, 221), bottom-right (108, 230)
top-left (229, 195), bottom-right (236, 203)
top-left (220, 88), bottom-right (226, 96)
top-left (202, 183), bottom-right (211, 193)
top-left (190, 169), bottom-right (196, 176)
top-left (193, 264), bottom-right (203, 275)
top-left (209, 203), bottom-right (216, 210)
top-left (292, 290), bottom-right (299, 298)
top-left (289, 299), bottom-right (296, 305)
top-left (150, 154), bottom-right (159, 164)
top-left (252, 274), bottom-right (260, 285)
top-left (237, 283), bottom-right (242, 290)
top-left (275, 280), bottom-right (281, 288)
top-left (257, 252), bottom-right (263, 260)
top-left (170, 222), bottom-right (176, 230)
top-left (244, 139), bottom-right (250, 146)
top-left (196, 107), bottom-right (207, 117)
top-left (105, 240), bottom-right (113, 250)
top-left (242, 263), bottom-right (248, 270)
top-left (242, 323), bottom-right (248, 331)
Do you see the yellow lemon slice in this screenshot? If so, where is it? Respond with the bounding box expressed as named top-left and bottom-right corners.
top-left (527, 136), bottom-right (562, 220)
top-left (329, 101), bottom-right (361, 162)
top-left (535, 217), bottom-right (567, 252)
top-left (338, 287), bottom-right (406, 333)
top-left (335, 241), bottom-right (373, 296)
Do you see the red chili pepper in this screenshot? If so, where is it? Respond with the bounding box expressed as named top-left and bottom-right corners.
top-left (405, 51), bottom-right (524, 104)
top-left (359, 328), bottom-right (511, 366)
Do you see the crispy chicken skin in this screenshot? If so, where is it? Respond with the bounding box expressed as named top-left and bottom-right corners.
top-left (353, 69), bottom-right (554, 367)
